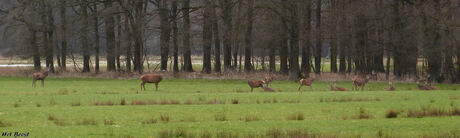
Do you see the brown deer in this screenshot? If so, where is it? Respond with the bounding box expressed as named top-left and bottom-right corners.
top-left (298, 77), bottom-right (315, 91)
top-left (263, 87), bottom-right (277, 92)
top-left (386, 82), bottom-right (396, 91)
top-left (32, 69), bottom-right (50, 87)
top-left (140, 74), bottom-right (163, 91)
top-left (352, 75), bottom-right (371, 91)
top-left (330, 83), bottom-right (347, 91)
top-left (248, 80), bottom-right (265, 92)
top-left (424, 81), bottom-right (439, 90)
top-left (264, 76), bottom-right (273, 88)
top-left (416, 81), bottom-right (431, 90)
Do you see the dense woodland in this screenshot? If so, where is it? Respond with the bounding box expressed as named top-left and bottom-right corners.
top-left (0, 0), bottom-right (459, 82)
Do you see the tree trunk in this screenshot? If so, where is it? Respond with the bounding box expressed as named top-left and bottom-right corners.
top-left (314, 0), bottom-right (322, 74)
top-left (211, 1), bottom-right (221, 73)
top-left (338, 0), bottom-right (346, 74)
top-left (182, 0), bottom-right (193, 72)
top-left (244, 0), bottom-right (255, 73)
top-left (81, 1), bottom-right (90, 72)
top-left (93, 3), bottom-right (100, 73)
top-left (31, 30), bottom-right (41, 71)
top-left (301, 0), bottom-right (312, 75)
top-left (329, 0), bottom-right (337, 73)
top-left (60, 0), bottom-right (66, 70)
top-left (159, 0), bottom-right (170, 71)
top-left (172, 0), bottom-right (179, 73)
top-left (45, 4), bottom-right (54, 72)
top-left (116, 14), bottom-right (122, 71)
top-left (222, 0), bottom-right (233, 71)
top-left (269, 46), bottom-right (275, 72)
top-left (289, 1), bottom-right (300, 80)
top-left (202, 0), bottom-right (212, 73)
top-left (104, 0), bottom-right (116, 71)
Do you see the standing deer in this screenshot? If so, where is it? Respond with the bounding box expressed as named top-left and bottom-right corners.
top-left (248, 80), bottom-right (265, 92)
top-left (386, 82), bottom-right (396, 91)
top-left (32, 70), bottom-right (50, 87)
top-left (352, 75), bottom-right (371, 91)
top-left (298, 77), bottom-right (315, 91)
top-left (264, 76), bottom-right (273, 88)
top-left (140, 74), bottom-right (163, 91)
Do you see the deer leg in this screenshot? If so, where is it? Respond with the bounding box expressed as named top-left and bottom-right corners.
top-left (140, 82), bottom-right (145, 91)
top-left (361, 85), bottom-right (364, 91)
top-left (155, 83), bottom-right (159, 91)
top-left (32, 80), bottom-right (36, 87)
top-left (298, 85), bottom-right (302, 91)
top-left (310, 85), bottom-right (313, 91)
top-left (251, 87), bottom-right (253, 92)
top-left (41, 80), bottom-right (45, 87)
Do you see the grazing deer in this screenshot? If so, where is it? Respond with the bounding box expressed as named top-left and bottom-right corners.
top-left (140, 74), bottom-right (163, 91)
top-left (386, 82), bottom-right (396, 91)
top-left (330, 83), bottom-right (347, 91)
top-left (352, 75), bottom-right (371, 91)
top-left (32, 69), bottom-right (50, 87)
top-left (248, 80), bottom-right (265, 92)
top-left (264, 76), bottom-right (273, 88)
top-left (370, 70), bottom-right (378, 80)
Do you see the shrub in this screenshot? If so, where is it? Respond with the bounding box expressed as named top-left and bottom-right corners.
top-left (243, 115), bottom-right (260, 122)
top-left (71, 101), bottom-right (81, 106)
top-left (104, 119), bottom-right (115, 125)
top-left (79, 119), bottom-right (97, 125)
top-left (386, 110), bottom-right (399, 118)
top-left (357, 108), bottom-right (372, 119)
top-left (120, 99), bottom-right (126, 105)
top-left (160, 114), bottom-right (170, 122)
top-left (231, 99), bottom-right (239, 104)
top-left (214, 113), bottom-right (227, 121)
top-left (143, 118), bottom-right (157, 124)
top-left (286, 112), bottom-right (304, 120)
top-left (36, 102), bottom-right (41, 107)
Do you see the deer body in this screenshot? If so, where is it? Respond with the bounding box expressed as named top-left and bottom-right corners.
top-left (386, 82), bottom-right (396, 91)
top-left (330, 83), bottom-right (347, 91)
top-left (248, 80), bottom-right (265, 92)
top-left (263, 87), bottom-right (277, 92)
top-left (352, 76), bottom-right (370, 91)
top-left (32, 70), bottom-right (49, 87)
top-left (264, 76), bottom-right (273, 87)
top-left (298, 78), bottom-right (314, 91)
top-left (140, 74), bottom-right (163, 91)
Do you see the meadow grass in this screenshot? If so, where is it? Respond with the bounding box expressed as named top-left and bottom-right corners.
top-left (0, 76), bottom-right (459, 137)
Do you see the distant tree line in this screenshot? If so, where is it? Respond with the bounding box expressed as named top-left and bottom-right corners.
top-left (0, 0), bottom-right (459, 82)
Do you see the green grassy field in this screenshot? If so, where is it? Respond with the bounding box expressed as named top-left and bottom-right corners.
top-left (0, 76), bottom-right (460, 137)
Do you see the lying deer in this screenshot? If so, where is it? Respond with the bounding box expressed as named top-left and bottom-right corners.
top-left (263, 87), bottom-right (277, 92)
top-left (32, 69), bottom-right (50, 87)
top-left (330, 83), bottom-right (348, 91)
top-left (140, 74), bottom-right (163, 91)
top-left (417, 81), bottom-right (438, 90)
top-left (352, 75), bottom-right (370, 91)
top-left (386, 82), bottom-right (396, 91)
top-left (248, 80), bottom-right (265, 92)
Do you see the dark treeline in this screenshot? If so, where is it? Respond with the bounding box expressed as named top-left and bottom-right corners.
top-left (0, 0), bottom-right (459, 82)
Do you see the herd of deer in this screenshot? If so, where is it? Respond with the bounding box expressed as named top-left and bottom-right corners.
top-left (31, 70), bottom-right (439, 92)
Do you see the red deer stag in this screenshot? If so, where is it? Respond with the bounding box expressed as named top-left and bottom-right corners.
top-left (140, 74), bottom-right (163, 91)
top-left (32, 69), bottom-right (50, 87)
top-left (352, 75), bottom-right (370, 91)
top-left (248, 80), bottom-right (265, 92)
